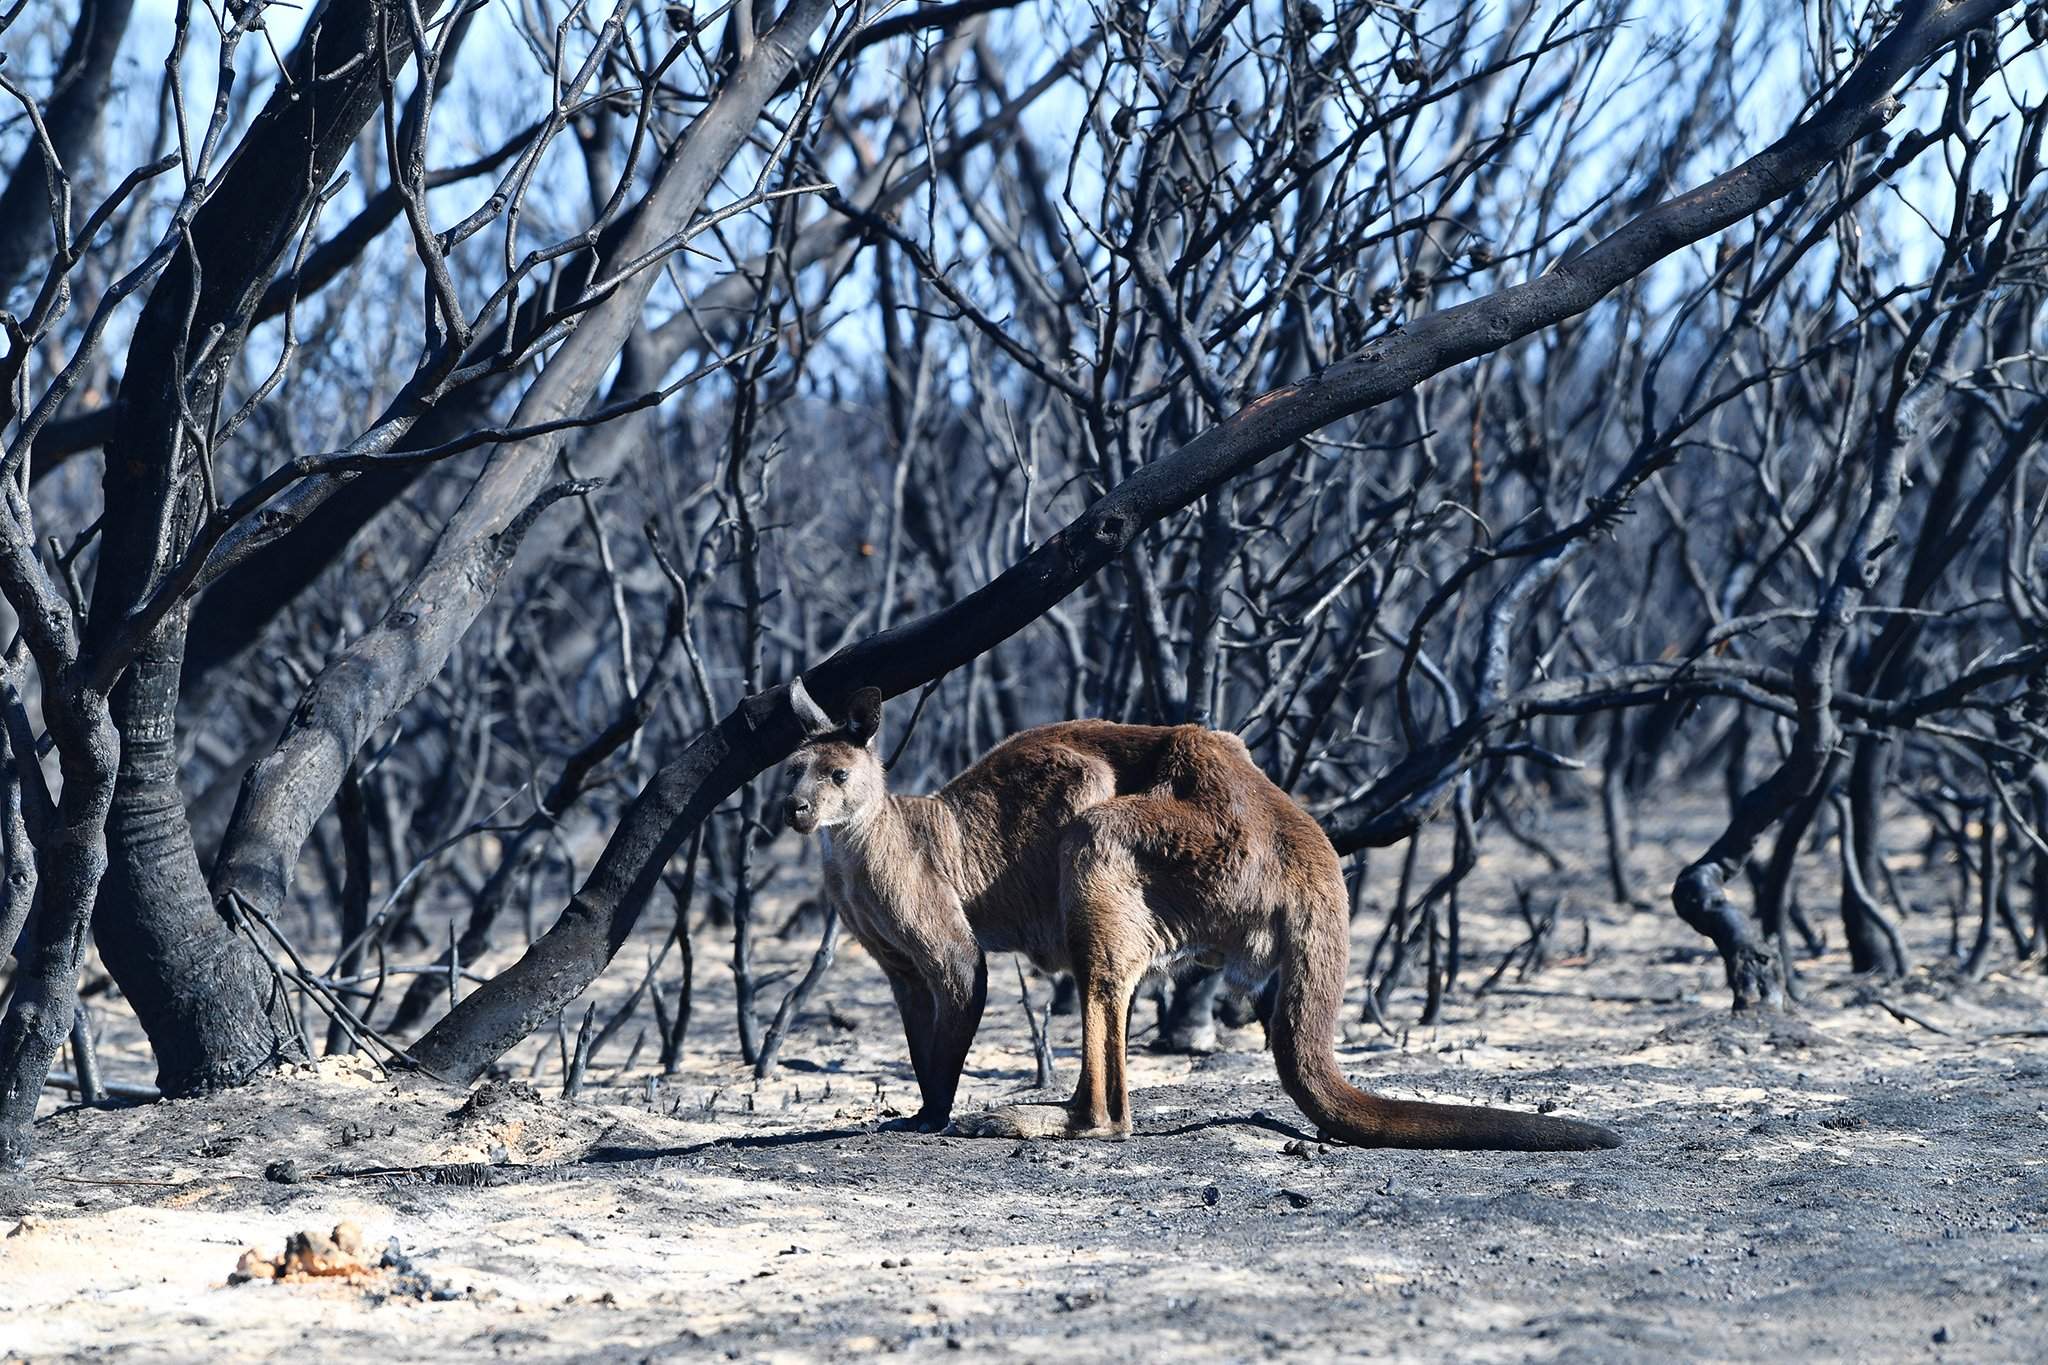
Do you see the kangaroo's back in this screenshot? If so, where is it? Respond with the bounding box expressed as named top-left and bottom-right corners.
top-left (938, 720), bottom-right (1186, 849)
top-left (933, 720), bottom-right (1303, 967)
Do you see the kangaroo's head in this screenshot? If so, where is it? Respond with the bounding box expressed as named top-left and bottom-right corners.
top-left (782, 684), bottom-right (885, 835)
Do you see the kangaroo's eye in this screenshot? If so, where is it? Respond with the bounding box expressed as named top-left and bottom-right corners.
top-left (831, 769), bottom-right (849, 786)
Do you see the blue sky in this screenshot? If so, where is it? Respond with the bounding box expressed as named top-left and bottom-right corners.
top-left (19, 1), bottom-right (2047, 416)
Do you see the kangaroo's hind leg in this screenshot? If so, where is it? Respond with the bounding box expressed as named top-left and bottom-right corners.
top-left (957, 807), bottom-right (1155, 1140)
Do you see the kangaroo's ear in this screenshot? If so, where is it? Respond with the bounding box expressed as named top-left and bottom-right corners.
top-left (789, 675), bottom-right (834, 736)
top-left (845, 687), bottom-right (884, 747)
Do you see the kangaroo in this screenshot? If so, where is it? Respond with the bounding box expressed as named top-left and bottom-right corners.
top-left (781, 683), bottom-right (1621, 1151)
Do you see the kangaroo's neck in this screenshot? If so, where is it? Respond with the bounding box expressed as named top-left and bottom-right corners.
top-left (827, 791), bottom-right (966, 902)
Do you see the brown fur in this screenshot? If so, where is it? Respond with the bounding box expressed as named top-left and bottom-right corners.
top-left (783, 694), bottom-right (1620, 1151)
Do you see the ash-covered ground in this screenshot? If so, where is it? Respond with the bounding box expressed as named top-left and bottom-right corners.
top-left (5, 799), bottom-right (2046, 1362)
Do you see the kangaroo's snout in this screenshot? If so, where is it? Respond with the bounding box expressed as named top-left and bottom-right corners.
top-left (785, 795), bottom-right (816, 833)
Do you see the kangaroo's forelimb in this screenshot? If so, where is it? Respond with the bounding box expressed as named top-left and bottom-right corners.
top-left (875, 937), bottom-right (985, 1131)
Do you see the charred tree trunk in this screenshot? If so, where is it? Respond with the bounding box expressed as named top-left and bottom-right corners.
top-left (91, 617), bottom-right (293, 1091)
top-left (1839, 739), bottom-right (1908, 976)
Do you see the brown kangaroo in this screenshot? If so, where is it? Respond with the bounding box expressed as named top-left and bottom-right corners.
top-left (781, 684), bottom-right (1621, 1152)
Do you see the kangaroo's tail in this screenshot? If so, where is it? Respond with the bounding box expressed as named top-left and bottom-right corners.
top-left (1270, 892), bottom-right (1622, 1152)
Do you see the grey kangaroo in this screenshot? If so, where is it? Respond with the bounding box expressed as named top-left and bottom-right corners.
top-left (781, 683), bottom-right (1621, 1151)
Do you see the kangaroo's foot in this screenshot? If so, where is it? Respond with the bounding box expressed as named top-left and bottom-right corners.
top-left (952, 1102), bottom-right (1130, 1141)
top-left (876, 1111), bottom-right (951, 1135)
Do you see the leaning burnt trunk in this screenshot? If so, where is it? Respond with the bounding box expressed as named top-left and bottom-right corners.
top-left (409, 687), bottom-right (798, 1082)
